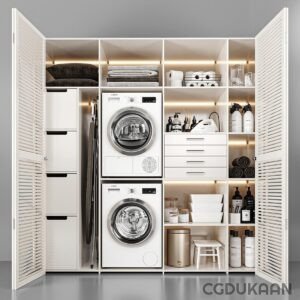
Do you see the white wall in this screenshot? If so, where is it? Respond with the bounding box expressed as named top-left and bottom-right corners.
top-left (0, 0), bottom-right (299, 261)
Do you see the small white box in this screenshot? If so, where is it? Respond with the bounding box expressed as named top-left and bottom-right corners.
top-left (230, 213), bottom-right (241, 224)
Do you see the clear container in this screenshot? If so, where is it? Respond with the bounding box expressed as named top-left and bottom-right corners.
top-left (230, 65), bottom-right (245, 86)
top-left (179, 209), bottom-right (189, 223)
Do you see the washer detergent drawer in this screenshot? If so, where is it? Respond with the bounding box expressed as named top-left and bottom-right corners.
top-left (165, 134), bottom-right (227, 145)
top-left (46, 89), bottom-right (78, 130)
top-left (46, 132), bottom-right (77, 172)
top-left (46, 216), bottom-right (78, 271)
top-left (165, 156), bottom-right (227, 168)
top-left (165, 145), bottom-right (226, 156)
top-left (165, 167), bottom-right (227, 180)
top-left (46, 173), bottom-right (77, 216)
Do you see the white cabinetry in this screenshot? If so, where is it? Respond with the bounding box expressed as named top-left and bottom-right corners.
top-left (11, 8), bottom-right (288, 289)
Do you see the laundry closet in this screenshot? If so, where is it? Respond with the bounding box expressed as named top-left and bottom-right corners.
top-left (12, 8), bottom-right (288, 289)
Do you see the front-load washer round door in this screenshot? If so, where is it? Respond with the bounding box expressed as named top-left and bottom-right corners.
top-left (109, 199), bottom-right (154, 244)
top-left (108, 108), bottom-right (154, 155)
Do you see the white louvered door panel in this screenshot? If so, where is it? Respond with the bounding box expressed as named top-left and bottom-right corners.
top-left (255, 8), bottom-right (288, 284)
top-left (12, 9), bottom-right (46, 289)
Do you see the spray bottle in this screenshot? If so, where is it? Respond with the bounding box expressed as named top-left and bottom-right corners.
top-left (243, 103), bottom-right (254, 133)
top-left (230, 103), bottom-right (242, 132)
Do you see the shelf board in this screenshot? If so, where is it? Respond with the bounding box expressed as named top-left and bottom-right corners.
top-left (229, 86), bottom-right (255, 89)
top-left (164, 222), bottom-right (225, 227)
top-left (228, 132), bottom-right (255, 135)
top-left (101, 86), bottom-right (162, 92)
top-left (228, 224), bottom-right (255, 227)
top-left (229, 267), bottom-right (255, 273)
top-left (228, 178), bottom-right (255, 182)
top-left (164, 264), bottom-right (226, 273)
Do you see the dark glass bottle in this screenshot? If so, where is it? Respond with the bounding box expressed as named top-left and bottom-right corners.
top-left (241, 187), bottom-right (255, 223)
top-left (166, 116), bottom-right (173, 132)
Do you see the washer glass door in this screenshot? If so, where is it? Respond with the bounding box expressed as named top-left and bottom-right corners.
top-left (110, 109), bottom-right (153, 155)
top-left (110, 199), bottom-right (153, 244)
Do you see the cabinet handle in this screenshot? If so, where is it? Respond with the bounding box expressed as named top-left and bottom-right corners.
top-left (186, 171), bottom-right (205, 174)
top-left (186, 137), bottom-right (205, 140)
top-left (186, 160), bottom-right (205, 163)
top-left (47, 216), bottom-right (68, 220)
top-left (47, 89), bottom-right (67, 93)
top-left (47, 173), bottom-right (68, 178)
top-left (186, 149), bottom-right (204, 152)
top-left (47, 131), bottom-right (68, 135)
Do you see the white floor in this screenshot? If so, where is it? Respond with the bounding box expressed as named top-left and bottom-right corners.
top-left (0, 262), bottom-right (299, 300)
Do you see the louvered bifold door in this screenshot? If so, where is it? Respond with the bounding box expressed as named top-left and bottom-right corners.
top-left (12, 9), bottom-right (46, 289)
top-left (255, 8), bottom-right (288, 284)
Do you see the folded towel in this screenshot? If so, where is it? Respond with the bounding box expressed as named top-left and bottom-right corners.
top-left (244, 167), bottom-right (255, 178)
top-left (232, 156), bottom-right (251, 168)
top-left (108, 65), bottom-right (159, 71)
top-left (107, 76), bottom-right (159, 82)
top-left (185, 80), bottom-right (219, 87)
top-left (107, 82), bottom-right (159, 87)
top-left (230, 167), bottom-right (244, 178)
top-left (108, 70), bottom-right (158, 77)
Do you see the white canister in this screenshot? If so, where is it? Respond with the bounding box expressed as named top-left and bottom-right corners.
top-left (179, 209), bottom-right (189, 223)
top-left (230, 231), bottom-right (242, 268)
top-left (165, 207), bottom-right (178, 222)
top-left (169, 213), bottom-right (179, 224)
top-left (245, 231), bottom-right (255, 268)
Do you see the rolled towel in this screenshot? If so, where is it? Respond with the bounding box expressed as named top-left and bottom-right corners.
top-left (204, 71), bottom-right (216, 80)
top-left (167, 70), bottom-right (184, 81)
top-left (232, 156), bottom-right (251, 168)
top-left (185, 71), bottom-right (205, 80)
top-left (244, 167), bottom-right (255, 178)
top-left (230, 167), bottom-right (244, 178)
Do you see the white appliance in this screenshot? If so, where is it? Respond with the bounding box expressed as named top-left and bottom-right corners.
top-left (102, 93), bottom-right (162, 177)
top-left (102, 183), bottom-right (162, 268)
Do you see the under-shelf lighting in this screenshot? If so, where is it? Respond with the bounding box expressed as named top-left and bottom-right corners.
top-left (164, 101), bottom-right (216, 107)
top-left (164, 60), bottom-right (216, 65)
top-left (229, 180), bottom-right (255, 185)
top-left (108, 60), bottom-right (161, 65)
top-left (229, 101), bottom-right (255, 106)
top-left (164, 181), bottom-right (216, 185)
top-left (228, 60), bottom-right (255, 65)
top-left (229, 140), bottom-right (255, 146)
top-left (46, 60), bottom-right (100, 65)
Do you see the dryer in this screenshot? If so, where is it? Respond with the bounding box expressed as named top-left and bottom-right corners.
top-left (102, 93), bottom-right (162, 177)
top-left (101, 183), bottom-right (162, 268)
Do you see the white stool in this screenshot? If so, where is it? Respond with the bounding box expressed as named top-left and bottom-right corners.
top-left (193, 240), bottom-right (223, 269)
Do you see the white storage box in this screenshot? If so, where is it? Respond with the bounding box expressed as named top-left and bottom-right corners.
top-left (46, 89), bottom-right (78, 130)
top-left (46, 173), bottom-right (78, 216)
top-left (189, 203), bottom-right (223, 213)
top-left (46, 216), bottom-right (78, 271)
top-left (191, 212), bottom-right (223, 223)
top-left (46, 131), bottom-right (77, 172)
top-left (190, 194), bottom-right (223, 204)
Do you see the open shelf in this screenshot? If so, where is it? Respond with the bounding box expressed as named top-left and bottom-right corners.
top-left (164, 223), bottom-right (226, 227)
top-left (164, 263), bottom-right (227, 273)
top-left (229, 267), bottom-right (255, 273)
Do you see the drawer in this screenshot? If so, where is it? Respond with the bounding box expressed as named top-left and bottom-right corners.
top-left (46, 216), bottom-right (78, 271)
top-left (46, 131), bottom-right (77, 172)
top-left (165, 134), bottom-right (227, 145)
top-left (165, 156), bottom-right (227, 168)
top-left (46, 173), bottom-right (78, 216)
top-left (46, 89), bottom-right (78, 130)
top-left (165, 167), bottom-right (227, 180)
top-left (165, 145), bottom-right (226, 156)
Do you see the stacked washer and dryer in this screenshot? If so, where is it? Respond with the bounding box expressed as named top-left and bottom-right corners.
top-left (101, 93), bottom-right (163, 269)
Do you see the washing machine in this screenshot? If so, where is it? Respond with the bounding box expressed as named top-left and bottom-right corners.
top-left (102, 183), bottom-right (162, 268)
top-left (101, 93), bottom-right (162, 177)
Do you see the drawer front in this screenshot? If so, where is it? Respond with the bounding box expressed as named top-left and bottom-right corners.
top-left (46, 173), bottom-right (78, 215)
top-left (46, 89), bottom-right (78, 130)
top-left (46, 131), bottom-right (77, 172)
top-left (165, 145), bottom-right (226, 156)
top-left (165, 167), bottom-right (227, 180)
top-left (165, 134), bottom-right (227, 145)
top-left (165, 156), bottom-right (227, 168)
top-left (46, 216), bottom-right (78, 271)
